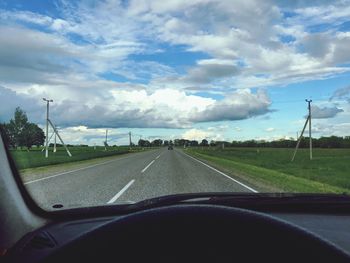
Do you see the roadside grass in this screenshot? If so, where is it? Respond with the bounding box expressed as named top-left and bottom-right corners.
top-left (10, 146), bottom-right (145, 170)
top-left (186, 147), bottom-right (350, 193)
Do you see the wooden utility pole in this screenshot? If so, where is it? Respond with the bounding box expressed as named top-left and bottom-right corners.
top-left (129, 131), bottom-right (132, 148)
top-left (43, 98), bottom-right (53, 158)
top-left (291, 99), bottom-right (313, 161)
top-left (48, 119), bottom-right (72, 157)
top-left (307, 99), bottom-right (313, 160)
top-left (104, 129), bottom-right (108, 151)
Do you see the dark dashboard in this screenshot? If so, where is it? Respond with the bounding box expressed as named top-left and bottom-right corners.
top-left (7, 202), bottom-right (350, 263)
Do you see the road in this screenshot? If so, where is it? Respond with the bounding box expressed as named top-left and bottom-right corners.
top-left (24, 148), bottom-right (257, 210)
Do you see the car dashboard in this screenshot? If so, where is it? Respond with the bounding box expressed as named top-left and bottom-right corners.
top-left (7, 206), bottom-right (350, 263)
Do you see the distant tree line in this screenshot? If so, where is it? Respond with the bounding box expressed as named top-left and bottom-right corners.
top-left (1, 107), bottom-right (45, 149)
top-left (229, 137), bottom-right (350, 148)
top-left (138, 139), bottom-right (163, 147)
top-left (143, 137), bottom-right (350, 148)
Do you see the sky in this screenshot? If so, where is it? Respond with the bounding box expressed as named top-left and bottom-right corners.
top-left (0, 0), bottom-right (350, 145)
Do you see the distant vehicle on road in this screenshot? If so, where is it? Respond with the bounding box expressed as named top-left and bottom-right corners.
top-left (168, 145), bottom-right (173, 150)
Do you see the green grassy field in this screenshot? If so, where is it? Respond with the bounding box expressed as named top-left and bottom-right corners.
top-left (187, 147), bottom-right (350, 193)
top-left (10, 146), bottom-right (142, 170)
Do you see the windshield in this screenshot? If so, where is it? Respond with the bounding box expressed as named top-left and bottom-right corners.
top-left (1, 0), bottom-right (350, 211)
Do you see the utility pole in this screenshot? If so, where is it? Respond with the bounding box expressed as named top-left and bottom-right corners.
top-left (291, 99), bottom-right (313, 161)
top-left (43, 98), bottom-right (72, 158)
top-left (307, 99), bottom-right (313, 160)
top-left (43, 98), bottom-right (53, 158)
top-left (48, 119), bottom-right (72, 157)
top-left (104, 129), bottom-right (108, 151)
top-left (53, 125), bottom-right (57, 153)
top-left (129, 131), bottom-right (132, 148)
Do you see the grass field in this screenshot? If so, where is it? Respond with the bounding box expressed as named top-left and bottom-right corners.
top-left (187, 147), bottom-right (350, 193)
top-left (10, 146), bottom-right (143, 170)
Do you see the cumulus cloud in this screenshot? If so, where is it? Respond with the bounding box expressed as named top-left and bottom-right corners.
top-left (181, 129), bottom-right (212, 141)
top-left (182, 63), bottom-right (239, 84)
top-left (0, 26), bottom-right (76, 84)
top-left (0, 86), bottom-right (43, 122)
top-left (0, 84), bottom-right (273, 129)
top-left (311, 105), bottom-right (343, 119)
top-left (330, 85), bottom-right (350, 101)
top-left (1, 0), bottom-right (350, 136)
top-left (181, 127), bottom-right (225, 141)
top-left (190, 89), bottom-right (271, 122)
top-left (2, 0), bottom-right (350, 91)
top-left (0, 86), bottom-right (208, 128)
top-left (313, 122), bottom-right (350, 136)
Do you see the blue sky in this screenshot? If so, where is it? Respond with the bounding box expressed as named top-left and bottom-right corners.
top-left (0, 0), bottom-right (350, 145)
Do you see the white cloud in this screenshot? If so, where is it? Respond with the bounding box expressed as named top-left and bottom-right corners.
top-left (181, 129), bottom-right (212, 141)
top-left (3, 0), bottom-right (350, 90)
top-left (265, 127), bottom-right (276, 132)
top-left (190, 89), bottom-right (271, 122)
top-left (0, 9), bottom-right (53, 26)
top-left (3, 85), bottom-right (258, 129)
top-left (313, 122), bottom-right (350, 136)
top-left (1, 0), bottom-right (350, 138)
top-left (330, 85), bottom-right (350, 101)
top-left (292, 2), bottom-right (350, 26)
top-left (311, 105), bottom-right (343, 119)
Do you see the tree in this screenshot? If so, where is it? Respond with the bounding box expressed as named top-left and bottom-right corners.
top-left (7, 107), bottom-right (29, 148)
top-left (200, 139), bottom-right (209, 146)
top-left (190, 140), bottom-right (198, 146)
top-left (151, 139), bottom-right (163, 147)
top-left (0, 123), bottom-right (16, 148)
top-left (138, 139), bottom-right (150, 147)
top-left (4, 107), bottom-right (45, 149)
top-left (19, 123), bottom-right (45, 149)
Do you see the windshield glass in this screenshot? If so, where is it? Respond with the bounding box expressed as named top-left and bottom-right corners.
top-left (1, 0), bottom-right (350, 211)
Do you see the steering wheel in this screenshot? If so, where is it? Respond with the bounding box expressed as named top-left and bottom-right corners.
top-left (45, 205), bottom-right (350, 262)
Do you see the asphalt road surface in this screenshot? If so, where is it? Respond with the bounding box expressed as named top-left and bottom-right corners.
top-left (24, 148), bottom-right (257, 210)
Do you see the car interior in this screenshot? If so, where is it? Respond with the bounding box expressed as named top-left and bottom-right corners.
top-left (1, 2), bottom-right (350, 261)
top-left (2, 134), bottom-right (350, 262)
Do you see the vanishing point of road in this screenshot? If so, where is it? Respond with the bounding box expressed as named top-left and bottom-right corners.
top-left (24, 148), bottom-right (257, 210)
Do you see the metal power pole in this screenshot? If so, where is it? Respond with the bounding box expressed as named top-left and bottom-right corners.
top-left (306, 99), bottom-right (313, 160)
top-left (43, 98), bottom-right (53, 158)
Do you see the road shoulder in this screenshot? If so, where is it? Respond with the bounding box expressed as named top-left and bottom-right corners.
top-left (19, 151), bottom-right (146, 183)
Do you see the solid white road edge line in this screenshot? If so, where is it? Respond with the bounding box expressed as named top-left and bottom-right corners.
top-left (107, 179), bottom-right (135, 204)
top-left (183, 152), bottom-right (258, 193)
top-left (155, 154), bottom-right (161, 159)
top-left (24, 155), bottom-right (133, 185)
top-left (141, 160), bottom-right (155, 173)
